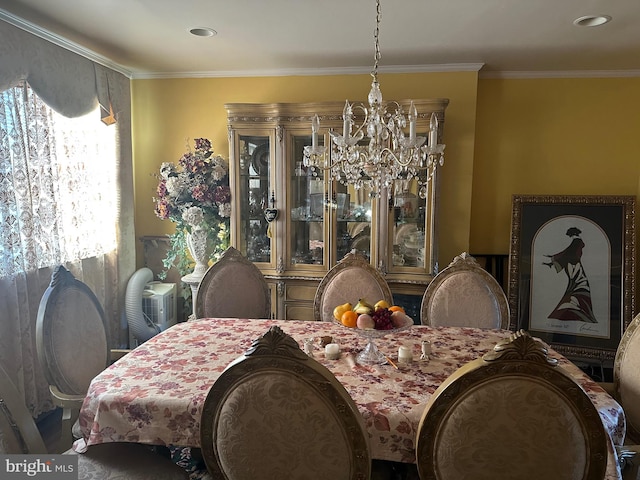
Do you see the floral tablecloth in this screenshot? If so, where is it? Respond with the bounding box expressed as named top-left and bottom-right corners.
top-left (76, 318), bottom-right (624, 477)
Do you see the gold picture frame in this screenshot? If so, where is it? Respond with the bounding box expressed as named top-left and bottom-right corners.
top-left (508, 194), bottom-right (636, 361)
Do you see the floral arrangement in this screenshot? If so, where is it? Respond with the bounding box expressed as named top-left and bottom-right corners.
top-left (154, 138), bottom-right (232, 278)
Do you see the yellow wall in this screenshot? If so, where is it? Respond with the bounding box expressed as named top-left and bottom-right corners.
top-left (132, 71), bottom-right (479, 268)
top-left (471, 77), bottom-right (640, 255)
top-left (131, 73), bottom-right (640, 275)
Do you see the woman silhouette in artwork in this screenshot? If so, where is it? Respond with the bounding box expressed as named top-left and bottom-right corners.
top-left (542, 227), bottom-right (598, 323)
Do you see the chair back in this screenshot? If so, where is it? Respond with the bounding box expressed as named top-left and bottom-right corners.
top-left (416, 330), bottom-right (608, 480)
top-left (0, 363), bottom-right (47, 454)
top-left (420, 252), bottom-right (509, 329)
top-left (614, 312), bottom-right (640, 442)
top-left (195, 246), bottom-right (271, 319)
top-left (200, 325), bottom-right (370, 480)
top-left (36, 265), bottom-right (110, 396)
top-left (314, 250), bottom-right (393, 322)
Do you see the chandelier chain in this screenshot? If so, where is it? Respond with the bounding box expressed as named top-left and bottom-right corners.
top-left (372, 0), bottom-right (381, 80)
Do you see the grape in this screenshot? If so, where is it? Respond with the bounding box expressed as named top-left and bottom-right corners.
top-left (371, 308), bottom-right (394, 330)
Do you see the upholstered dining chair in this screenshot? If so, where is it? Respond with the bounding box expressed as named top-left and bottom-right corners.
top-left (200, 325), bottom-right (371, 479)
top-left (36, 265), bottom-right (128, 452)
top-left (0, 363), bottom-right (189, 479)
top-left (0, 363), bottom-right (48, 454)
top-left (420, 252), bottom-right (509, 329)
top-left (415, 330), bottom-right (609, 480)
top-left (313, 249), bottom-right (393, 322)
top-left (599, 312), bottom-right (640, 478)
top-left (194, 246), bottom-right (271, 320)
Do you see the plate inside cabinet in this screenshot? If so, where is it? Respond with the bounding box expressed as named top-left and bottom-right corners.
top-left (394, 223), bottom-right (418, 246)
top-left (251, 143), bottom-right (269, 175)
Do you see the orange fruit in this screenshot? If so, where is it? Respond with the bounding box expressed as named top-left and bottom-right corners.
top-left (341, 310), bottom-right (358, 328)
top-left (389, 305), bottom-right (405, 313)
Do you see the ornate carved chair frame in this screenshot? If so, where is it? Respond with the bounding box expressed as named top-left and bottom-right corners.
top-left (195, 246), bottom-right (271, 320)
top-left (601, 312), bottom-right (640, 477)
top-left (420, 252), bottom-right (509, 329)
top-left (200, 325), bottom-right (371, 479)
top-left (313, 249), bottom-right (393, 322)
top-left (416, 330), bottom-right (608, 480)
top-left (36, 265), bottom-right (114, 451)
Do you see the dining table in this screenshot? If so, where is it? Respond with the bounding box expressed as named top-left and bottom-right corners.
top-left (76, 317), bottom-right (625, 479)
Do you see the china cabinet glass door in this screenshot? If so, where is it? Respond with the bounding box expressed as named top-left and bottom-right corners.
top-left (391, 179), bottom-right (425, 268)
top-left (334, 182), bottom-right (372, 262)
top-left (388, 165), bottom-right (438, 274)
top-left (238, 134), bottom-right (271, 264)
top-left (289, 134), bottom-right (326, 268)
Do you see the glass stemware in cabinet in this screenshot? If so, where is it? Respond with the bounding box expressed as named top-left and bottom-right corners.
top-left (239, 135), bottom-right (271, 263)
top-left (290, 135), bottom-right (324, 266)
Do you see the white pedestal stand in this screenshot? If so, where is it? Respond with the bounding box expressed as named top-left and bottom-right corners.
top-left (181, 272), bottom-right (203, 321)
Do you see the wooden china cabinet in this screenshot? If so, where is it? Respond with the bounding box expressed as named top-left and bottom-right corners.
top-left (226, 100), bottom-right (448, 321)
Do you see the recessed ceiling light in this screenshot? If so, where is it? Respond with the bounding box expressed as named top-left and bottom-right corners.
top-left (573, 15), bottom-right (612, 27)
top-left (190, 27), bottom-right (217, 37)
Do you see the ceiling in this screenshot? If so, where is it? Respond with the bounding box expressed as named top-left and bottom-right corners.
top-left (1, 0), bottom-right (640, 79)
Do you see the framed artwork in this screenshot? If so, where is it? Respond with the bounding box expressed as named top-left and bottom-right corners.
top-left (508, 195), bottom-right (636, 361)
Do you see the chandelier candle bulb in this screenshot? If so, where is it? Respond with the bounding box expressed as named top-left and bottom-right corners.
top-left (325, 343), bottom-right (340, 360)
top-left (343, 101), bottom-right (351, 140)
top-left (409, 101), bottom-right (417, 142)
top-left (311, 114), bottom-right (319, 149)
top-left (429, 113), bottom-right (438, 148)
top-left (398, 345), bottom-right (413, 363)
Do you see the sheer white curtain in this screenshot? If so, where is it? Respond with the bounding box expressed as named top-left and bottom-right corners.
top-left (0, 83), bottom-right (119, 416)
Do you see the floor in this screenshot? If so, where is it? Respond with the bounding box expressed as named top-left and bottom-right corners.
top-left (35, 408), bottom-right (63, 452)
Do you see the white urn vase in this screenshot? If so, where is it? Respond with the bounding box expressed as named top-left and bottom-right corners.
top-left (186, 227), bottom-right (211, 279)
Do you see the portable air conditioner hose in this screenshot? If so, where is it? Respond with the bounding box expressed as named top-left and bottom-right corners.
top-left (125, 267), bottom-right (161, 344)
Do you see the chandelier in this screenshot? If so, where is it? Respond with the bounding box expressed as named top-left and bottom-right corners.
top-left (303, 0), bottom-right (445, 199)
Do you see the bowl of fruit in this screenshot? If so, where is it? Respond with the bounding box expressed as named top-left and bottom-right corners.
top-left (333, 298), bottom-right (414, 364)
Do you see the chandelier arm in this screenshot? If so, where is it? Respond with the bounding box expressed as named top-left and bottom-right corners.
top-left (307, 0), bottom-right (446, 198)
top-left (380, 148), bottom-right (417, 168)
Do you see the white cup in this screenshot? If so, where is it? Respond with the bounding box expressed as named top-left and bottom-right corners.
top-left (325, 343), bottom-right (340, 360)
top-left (398, 345), bottom-right (413, 363)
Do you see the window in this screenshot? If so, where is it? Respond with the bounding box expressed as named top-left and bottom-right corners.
top-left (0, 83), bottom-right (117, 277)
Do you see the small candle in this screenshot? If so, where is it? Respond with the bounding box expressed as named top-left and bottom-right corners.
top-left (325, 343), bottom-right (340, 360)
top-left (398, 345), bottom-right (413, 363)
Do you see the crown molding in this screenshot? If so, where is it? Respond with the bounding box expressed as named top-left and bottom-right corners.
top-left (0, 9), bottom-right (133, 78)
top-left (130, 63), bottom-right (485, 80)
top-left (480, 69), bottom-right (640, 79)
